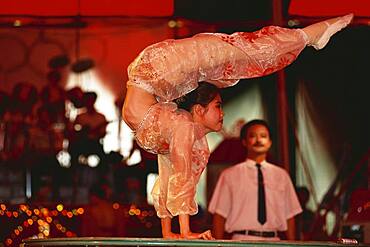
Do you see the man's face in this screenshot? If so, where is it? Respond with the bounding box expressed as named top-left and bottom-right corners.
top-left (243, 124), bottom-right (272, 155)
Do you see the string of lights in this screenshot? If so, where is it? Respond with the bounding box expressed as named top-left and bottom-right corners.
top-left (0, 203), bottom-right (157, 246)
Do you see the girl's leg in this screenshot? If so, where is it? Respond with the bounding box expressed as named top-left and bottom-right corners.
top-left (126, 14), bottom-right (352, 102)
top-left (303, 13), bottom-right (353, 50)
top-left (122, 84), bottom-right (157, 130)
top-left (161, 217), bottom-right (180, 239)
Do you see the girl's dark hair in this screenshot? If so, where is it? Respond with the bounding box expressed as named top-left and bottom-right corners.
top-left (175, 82), bottom-right (220, 111)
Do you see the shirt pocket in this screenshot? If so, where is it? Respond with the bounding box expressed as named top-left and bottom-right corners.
top-left (264, 178), bottom-right (286, 208)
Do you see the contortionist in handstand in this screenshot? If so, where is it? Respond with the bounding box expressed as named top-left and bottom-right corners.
top-left (122, 14), bottom-right (353, 239)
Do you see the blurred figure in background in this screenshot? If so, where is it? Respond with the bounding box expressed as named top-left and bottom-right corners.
top-left (0, 90), bottom-right (10, 157)
top-left (72, 92), bottom-right (107, 163)
top-left (3, 82), bottom-right (38, 160)
top-left (296, 186), bottom-right (315, 240)
top-left (80, 182), bottom-right (126, 237)
top-left (69, 92), bottom-right (108, 193)
top-left (209, 119), bottom-right (302, 240)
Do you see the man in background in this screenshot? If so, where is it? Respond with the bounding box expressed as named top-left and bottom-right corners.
top-left (208, 119), bottom-right (302, 240)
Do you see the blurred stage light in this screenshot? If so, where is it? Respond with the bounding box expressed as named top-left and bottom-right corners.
top-left (56, 151), bottom-right (71, 168)
top-left (87, 155), bottom-right (100, 167)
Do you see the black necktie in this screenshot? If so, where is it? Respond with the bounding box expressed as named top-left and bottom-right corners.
top-left (256, 163), bottom-right (266, 225)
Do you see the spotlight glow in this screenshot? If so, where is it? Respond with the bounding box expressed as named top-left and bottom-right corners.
top-left (56, 150), bottom-right (71, 168)
top-left (87, 155), bottom-right (100, 168)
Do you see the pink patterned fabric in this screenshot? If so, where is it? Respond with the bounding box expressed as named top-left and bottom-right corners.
top-left (135, 102), bottom-right (209, 217)
top-left (127, 26), bottom-right (308, 102)
top-left (129, 26), bottom-right (308, 218)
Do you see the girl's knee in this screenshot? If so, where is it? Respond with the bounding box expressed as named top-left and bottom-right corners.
top-left (121, 104), bottom-right (136, 130)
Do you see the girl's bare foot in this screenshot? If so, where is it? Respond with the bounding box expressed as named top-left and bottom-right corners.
top-left (163, 232), bottom-right (181, 239)
top-left (304, 13), bottom-right (353, 50)
top-left (181, 230), bottom-right (214, 240)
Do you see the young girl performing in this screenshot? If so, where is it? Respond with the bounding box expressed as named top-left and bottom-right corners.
top-left (122, 14), bottom-right (353, 239)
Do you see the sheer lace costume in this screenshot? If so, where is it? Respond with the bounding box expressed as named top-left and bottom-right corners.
top-left (135, 102), bottom-right (210, 217)
top-left (128, 26), bottom-right (309, 218)
top-left (128, 26), bottom-right (308, 102)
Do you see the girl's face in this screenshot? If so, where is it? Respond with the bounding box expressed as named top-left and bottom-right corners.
top-left (198, 94), bottom-right (224, 133)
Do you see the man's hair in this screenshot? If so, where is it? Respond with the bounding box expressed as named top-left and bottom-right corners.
top-left (240, 119), bottom-right (271, 141)
top-left (175, 82), bottom-right (220, 111)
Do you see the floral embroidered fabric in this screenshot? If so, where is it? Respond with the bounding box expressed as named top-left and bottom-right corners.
top-left (127, 26), bottom-right (308, 102)
top-left (135, 102), bottom-right (209, 217)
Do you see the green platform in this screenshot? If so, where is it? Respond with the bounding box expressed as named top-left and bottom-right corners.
top-left (21, 238), bottom-right (365, 247)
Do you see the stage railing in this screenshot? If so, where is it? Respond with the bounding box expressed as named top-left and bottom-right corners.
top-left (22, 237), bottom-right (364, 247)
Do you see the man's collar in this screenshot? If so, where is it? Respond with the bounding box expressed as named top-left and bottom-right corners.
top-left (245, 158), bottom-right (267, 167)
